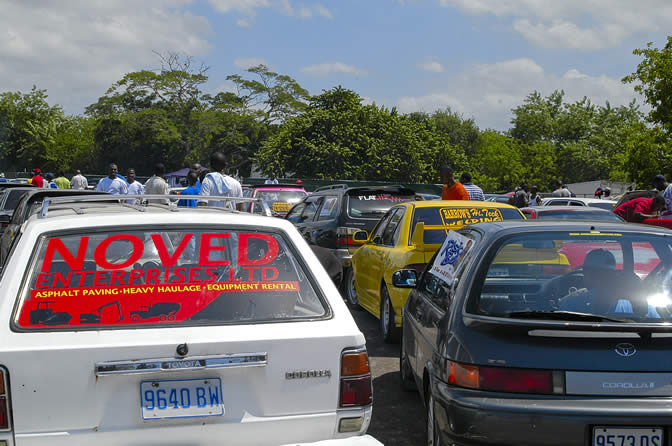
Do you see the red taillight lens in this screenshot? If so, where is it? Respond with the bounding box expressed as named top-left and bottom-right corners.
top-left (0, 368), bottom-right (8, 429)
top-left (479, 367), bottom-right (553, 394)
top-left (337, 227), bottom-right (364, 247)
top-left (448, 361), bottom-right (555, 394)
top-left (340, 376), bottom-right (373, 406)
top-left (340, 348), bottom-right (372, 408)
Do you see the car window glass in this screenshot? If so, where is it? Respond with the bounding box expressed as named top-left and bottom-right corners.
top-left (16, 229), bottom-right (327, 330)
top-left (5, 190), bottom-right (27, 211)
top-left (476, 232), bottom-right (672, 322)
top-left (370, 210), bottom-right (394, 244)
top-left (569, 201), bottom-right (584, 207)
top-left (286, 203), bottom-right (307, 222)
top-left (347, 190), bottom-right (415, 219)
top-left (301, 198), bottom-right (323, 222)
top-left (381, 208), bottom-right (404, 246)
top-left (318, 196), bottom-right (338, 221)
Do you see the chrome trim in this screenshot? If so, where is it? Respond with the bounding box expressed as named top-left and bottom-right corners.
top-left (95, 352), bottom-right (267, 376)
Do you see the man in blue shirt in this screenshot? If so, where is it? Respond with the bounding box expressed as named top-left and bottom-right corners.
top-left (178, 171), bottom-right (199, 207)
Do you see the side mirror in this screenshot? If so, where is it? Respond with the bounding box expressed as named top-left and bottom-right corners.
top-left (392, 269), bottom-right (418, 288)
top-left (352, 230), bottom-right (369, 243)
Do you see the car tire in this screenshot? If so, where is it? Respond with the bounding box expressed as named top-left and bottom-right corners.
top-left (380, 285), bottom-right (400, 343)
top-left (400, 330), bottom-right (417, 392)
top-left (426, 393), bottom-right (441, 446)
top-left (343, 268), bottom-right (361, 310)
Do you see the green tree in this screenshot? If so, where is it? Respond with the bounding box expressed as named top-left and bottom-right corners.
top-left (255, 87), bottom-right (467, 182)
top-left (623, 123), bottom-right (672, 188)
top-left (623, 36), bottom-right (672, 131)
top-left (472, 131), bottom-right (524, 192)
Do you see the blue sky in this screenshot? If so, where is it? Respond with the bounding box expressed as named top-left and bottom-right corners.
top-left (1, 0), bottom-right (669, 129)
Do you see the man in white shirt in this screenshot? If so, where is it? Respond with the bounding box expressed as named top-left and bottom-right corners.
top-left (552, 183), bottom-right (571, 197)
top-left (459, 173), bottom-right (485, 201)
top-left (144, 163), bottom-right (171, 204)
top-left (199, 151), bottom-right (243, 210)
top-left (96, 164), bottom-right (128, 195)
top-left (265, 174), bottom-right (279, 185)
top-left (71, 169), bottom-right (88, 190)
top-left (126, 168), bottom-right (144, 203)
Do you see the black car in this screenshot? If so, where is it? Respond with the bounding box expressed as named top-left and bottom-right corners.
top-left (0, 186), bottom-right (37, 232)
top-left (400, 221), bottom-right (672, 445)
top-left (0, 189), bottom-right (108, 265)
top-left (285, 184), bottom-right (416, 303)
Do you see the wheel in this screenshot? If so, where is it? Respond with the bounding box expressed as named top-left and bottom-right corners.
top-left (130, 314), bottom-right (141, 321)
top-left (343, 268), bottom-right (361, 309)
top-left (426, 393), bottom-right (441, 446)
top-left (159, 314), bottom-right (167, 321)
top-left (400, 330), bottom-right (417, 392)
top-left (380, 285), bottom-right (400, 343)
top-left (167, 314), bottom-right (176, 321)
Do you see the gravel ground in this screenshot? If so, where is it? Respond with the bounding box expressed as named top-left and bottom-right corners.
top-left (350, 308), bottom-right (425, 446)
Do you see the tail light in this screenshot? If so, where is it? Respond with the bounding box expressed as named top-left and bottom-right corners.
top-left (448, 361), bottom-right (563, 395)
top-left (543, 264), bottom-right (572, 275)
top-left (0, 368), bottom-right (10, 430)
top-left (337, 227), bottom-right (365, 248)
top-left (340, 348), bottom-right (372, 407)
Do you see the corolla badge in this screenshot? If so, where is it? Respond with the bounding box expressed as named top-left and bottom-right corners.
top-left (614, 343), bottom-right (637, 357)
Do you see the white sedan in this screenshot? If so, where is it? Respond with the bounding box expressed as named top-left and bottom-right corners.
top-left (541, 196), bottom-right (617, 211)
top-left (0, 196), bottom-right (372, 445)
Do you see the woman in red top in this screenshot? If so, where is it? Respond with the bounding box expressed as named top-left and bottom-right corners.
top-left (440, 165), bottom-right (470, 200)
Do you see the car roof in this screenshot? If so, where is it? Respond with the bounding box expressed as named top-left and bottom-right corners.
top-left (22, 203), bottom-right (296, 234)
top-left (544, 197), bottom-right (617, 203)
top-left (311, 184), bottom-right (414, 194)
top-left (522, 206), bottom-right (614, 213)
top-left (0, 183), bottom-right (36, 189)
top-left (401, 200), bottom-right (521, 210)
top-left (470, 220), bottom-right (672, 236)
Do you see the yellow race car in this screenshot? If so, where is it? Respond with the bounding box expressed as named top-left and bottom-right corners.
top-left (351, 200), bottom-right (526, 342)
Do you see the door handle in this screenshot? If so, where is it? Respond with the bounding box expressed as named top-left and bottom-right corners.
top-left (415, 306), bottom-right (424, 320)
top-left (95, 352), bottom-right (267, 376)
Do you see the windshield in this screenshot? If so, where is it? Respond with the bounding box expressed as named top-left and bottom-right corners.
top-left (475, 232), bottom-right (672, 323)
top-left (347, 191), bottom-right (415, 219)
top-left (254, 190), bottom-right (307, 215)
top-left (17, 229), bottom-right (327, 330)
top-left (536, 210), bottom-right (622, 222)
top-left (412, 206), bottom-right (524, 244)
top-left (2, 189), bottom-right (28, 211)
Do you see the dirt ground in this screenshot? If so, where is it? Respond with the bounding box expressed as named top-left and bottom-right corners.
top-left (351, 309), bottom-right (425, 446)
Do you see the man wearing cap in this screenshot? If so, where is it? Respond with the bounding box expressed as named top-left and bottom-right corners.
top-left (559, 249), bottom-right (659, 317)
top-left (30, 168), bottom-right (44, 188)
top-left (613, 195), bottom-right (666, 222)
top-left (652, 174), bottom-right (672, 212)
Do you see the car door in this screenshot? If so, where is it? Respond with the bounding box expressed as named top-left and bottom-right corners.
top-left (355, 210), bottom-right (394, 312)
top-left (1, 225), bottom-right (358, 445)
top-left (312, 196), bottom-right (339, 248)
top-left (297, 196), bottom-right (324, 244)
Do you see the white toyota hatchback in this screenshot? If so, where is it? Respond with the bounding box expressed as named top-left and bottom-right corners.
top-left (0, 197), bottom-right (372, 445)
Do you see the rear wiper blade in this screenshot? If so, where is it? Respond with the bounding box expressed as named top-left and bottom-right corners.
top-left (506, 310), bottom-right (633, 323)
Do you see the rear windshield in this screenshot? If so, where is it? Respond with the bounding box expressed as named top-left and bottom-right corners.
top-left (536, 210), bottom-right (622, 222)
top-left (347, 191), bottom-right (415, 219)
top-left (2, 190), bottom-right (26, 211)
top-left (255, 190), bottom-right (307, 214)
top-left (475, 232), bottom-right (672, 323)
top-left (412, 207), bottom-right (524, 244)
top-left (16, 229), bottom-right (327, 330)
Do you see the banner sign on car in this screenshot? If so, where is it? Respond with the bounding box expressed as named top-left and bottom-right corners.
top-left (439, 207), bottom-right (504, 227)
top-left (430, 230), bottom-right (473, 281)
top-left (19, 232), bottom-right (303, 328)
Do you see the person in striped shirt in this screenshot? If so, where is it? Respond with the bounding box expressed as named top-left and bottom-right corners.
top-left (459, 173), bottom-right (485, 201)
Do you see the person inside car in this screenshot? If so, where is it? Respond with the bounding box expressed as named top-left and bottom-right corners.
top-left (559, 249), bottom-right (659, 317)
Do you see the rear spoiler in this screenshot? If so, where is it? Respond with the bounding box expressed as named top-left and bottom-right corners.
top-left (463, 313), bottom-right (672, 339)
top-left (411, 222), bottom-right (454, 252)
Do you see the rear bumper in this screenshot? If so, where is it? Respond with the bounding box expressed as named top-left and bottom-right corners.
top-left (13, 407), bottom-right (373, 446)
top-left (435, 380), bottom-right (672, 446)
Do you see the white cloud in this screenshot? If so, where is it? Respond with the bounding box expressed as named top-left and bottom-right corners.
top-left (419, 59), bottom-right (445, 73)
top-left (314, 4), bottom-right (333, 19)
top-left (396, 58), bottom-right (639, 130)
top-left (302, 62), bottom-right (368, 77)
top-left (233, 57), bottom-right (268, 69)
top-left (0, 0), bottom-right (211, 115)
top-left (207, 0), bottom-right (271, 14)
top-left (439, 0), bottom-right (672, 49)
top-left (209, 0), bottom-right (332, 25)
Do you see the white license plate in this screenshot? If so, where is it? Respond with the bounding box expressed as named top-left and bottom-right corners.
top-left (593, 427), bottom-right (663, 446)
top-left (140, 378), bottom-right (224, 420)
